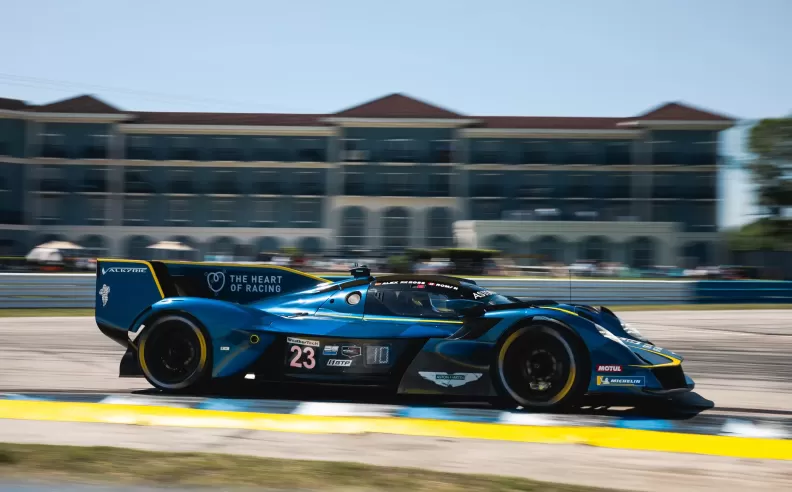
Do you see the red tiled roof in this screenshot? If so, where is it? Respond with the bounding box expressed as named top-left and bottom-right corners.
top-left (334, 93), bottom-right (465, 119)
top-left (131, 112), bottom-right (327, 126)
top-left (476, 116), bottom-right (626, 130)
top-left (0, 97), bottom-right (27, 111)
top-left (632, 102), bottom-right (734, 122)
top-left (31, 94), bottom-right (121, 114)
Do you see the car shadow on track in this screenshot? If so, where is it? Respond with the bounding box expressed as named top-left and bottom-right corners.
top-left (131, 381), bottom-right (716, 421)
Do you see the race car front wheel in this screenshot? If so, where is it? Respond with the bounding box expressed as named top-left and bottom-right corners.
top-left (137, 314), bottom-right (211, 392)
top-left (493, 322), bottom-right (588, 411)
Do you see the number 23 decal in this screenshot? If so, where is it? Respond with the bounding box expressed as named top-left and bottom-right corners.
top-left (289, 345), bottom-right (316, 369)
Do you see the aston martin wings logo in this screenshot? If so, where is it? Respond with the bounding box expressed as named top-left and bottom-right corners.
top-left (418, 372), bottom-right (482, 388)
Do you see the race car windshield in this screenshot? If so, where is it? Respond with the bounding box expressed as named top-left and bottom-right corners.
top-left (462, 285), bottom-right (513, 305)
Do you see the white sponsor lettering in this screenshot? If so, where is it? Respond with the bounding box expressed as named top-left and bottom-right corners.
top-left (419, 372), bottom-right (483, 388)
top-left (206, 271), bottom-right (226, 294)
top-left (327, 359), bottom-right (353, 367)
top-left (287, 337), bottom-right (320, 347)
top-left (596, 365), bottom-right (622, 372)
top-left (225, 273), bottom-right (283, 294)
top-left (101, 267), bottom-right (147, 275)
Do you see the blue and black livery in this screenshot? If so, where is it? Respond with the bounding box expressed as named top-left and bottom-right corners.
top-left (95, 259), bottom-right (694, 410)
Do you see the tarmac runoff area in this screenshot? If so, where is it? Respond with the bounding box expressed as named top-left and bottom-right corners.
top-left (0, 309), bottom-right (791, 491)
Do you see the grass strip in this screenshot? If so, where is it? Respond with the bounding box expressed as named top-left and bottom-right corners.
top-left (0, 443), bottom-right (622, 491)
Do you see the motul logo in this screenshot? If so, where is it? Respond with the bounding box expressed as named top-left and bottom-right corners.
top-left (596, 365), bottom-right (622, 372)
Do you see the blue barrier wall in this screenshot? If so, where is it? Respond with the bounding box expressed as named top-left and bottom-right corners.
top-left (1, 274), bottom-right (791, 309)
top-left (692, 280), bottom-right (792, 304)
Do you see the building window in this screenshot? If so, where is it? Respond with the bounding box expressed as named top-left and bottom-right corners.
top-left (604, 173), bottom-right (631, 199)
top-left (430, 140), bottom-right (453, 163)
top-left (472, 199), bottom-right (502, 220)
top-left (211, 200), bottom-right (234, 224)
top-left (254, 137), bottom-right (281, 161)
top-left (254, 170), bottom-right (281, 194)
top-left (83, 134), bottom-right (109, 159)
top-left (517, 172), bottom-right (551, 198)
top-left (384, 172), bottom-right (414, 196)
top-left (211, 137), bottom-right (241, 161)
top-left (168, 137), bottom-right (198, 161)
top-left (564, 141), bottom-right (595, 165)
top-left (471, 173), bottom-right (502, 197)
top-left (473, 140), bottom-right (502, 164)
top-left (427, 207), bottom-right (453, 247)
top-left (124, 198), bottom-right (146, 222)
top-left (605, 141), bottom-right (631, 165)
top-left (294, 200), bottom-right (320, 227)
top-left (125, 169), bottom-right (153, 194)
top-left (0, 140), bottom-right (9, 156)
top-left (39, 166), bottom-right (66, 193)
top-left (382, 207), bottom-right (411, 251)
top-left (87, 197), bottom-right (106, 223)
top-left (520, 141), bottom-right (548, 164)
top-left (340, 207), bottom-right (366, 250)
top-left (83, 168), bottom-right (107, 193)
top-left (39, 196), bottom-right (62, 223)
top-left (127, 136), bottom-right (153, 160)
top-left (382, 139), bottom-right (415, 163)
top-left (212, 170), bottom-right (238, 195)
top-left (40, 133), bottom-right (66, 158)
top-left (567, 174), bottom-right (592, 198)
top-left (428, 173), bottom-right (451, 196)
top-left (169, 170), bottom-right (194, 194)
top-left (342, 139), bottom-right (368, 162)
top-left (168, 199), bottom-right (190, 224)
top-left (343, 171), bottom-right (365, 195)
top-left (296, 171), bottom-right (323, 195)
top-left (296, 138), bottom-right (324, 162)
top-left (253, 199), bottom-right (276, 225)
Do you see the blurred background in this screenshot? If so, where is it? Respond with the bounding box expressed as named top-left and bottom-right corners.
top-left (0, 0), bottom-right (790, 280)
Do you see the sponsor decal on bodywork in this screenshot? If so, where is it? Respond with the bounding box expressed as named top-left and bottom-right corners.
top-left (101, 267), bottom-right (147, 275)
top-left (287, 337), bottom-right (320, 347)
top-left (98, 284), bottom-right (110, 307)
top-left (341, 345), bottom-right (362, 358)
top-left (366, 345), bottom-right (390, 365)
top-left (596, 376), bottom-right (645, 387)
top-left (596, 364), bottom-right (622, 373)
top-left (327, 359), bottom-right (353, 367)
top-left (619, 338), bottom-right (665, 352)
top-left (419, 372), bottom-right (483, 388)
top-left (323, 345), bottom-right (339, 356)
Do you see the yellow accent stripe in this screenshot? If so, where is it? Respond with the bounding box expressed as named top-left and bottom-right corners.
top-left (363, 315), bottom-right (463, 325)
top-left (0, 400), bottom-right (789, 461)
top-left (629, 348), bottom-right (682, 368)
top-left (159, 260), bottom-right (332, 284)
top-left (317, 312), bottom-right (364, 320)
top-left (97, 258), bottom-right (165, 299)
top-left (542, 307), bottom-right (579, 317)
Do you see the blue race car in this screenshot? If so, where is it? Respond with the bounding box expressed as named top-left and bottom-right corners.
top-left (95, 259), bottom-right (694, 411)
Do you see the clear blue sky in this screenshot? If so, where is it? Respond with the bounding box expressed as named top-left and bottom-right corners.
top-left (3, 0), bottom-right (790, 227)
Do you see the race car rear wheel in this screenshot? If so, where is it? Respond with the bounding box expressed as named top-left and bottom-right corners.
top-left (137, 314), bottom-right (211, 392)
top-left (494, 322), bottom-right (588, 411)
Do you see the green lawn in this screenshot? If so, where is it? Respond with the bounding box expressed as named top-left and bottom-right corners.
top-left (0, 443), bottom-right (621, 492)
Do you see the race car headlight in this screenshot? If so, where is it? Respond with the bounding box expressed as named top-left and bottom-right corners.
top-left (595, 323), bottom-right (625, 345)
top-left (621, 322), bottom-right (650, 343)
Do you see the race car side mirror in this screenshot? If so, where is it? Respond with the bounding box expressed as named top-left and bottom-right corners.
top-left (445, 299), bottom-right (486, 316)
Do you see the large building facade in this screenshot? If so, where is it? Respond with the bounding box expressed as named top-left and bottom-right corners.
top-left (0, 93), bottom-right (733, 267)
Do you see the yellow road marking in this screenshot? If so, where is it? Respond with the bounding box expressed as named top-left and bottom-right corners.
top-left (0, 400), bottom-right (789, 461)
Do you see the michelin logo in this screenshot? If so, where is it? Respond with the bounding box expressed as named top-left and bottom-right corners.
top-left (596, 376), bottom-right (645, 387)
top-left (419, 372), bottom-right (482, 388)
top-left (102, 267), bottom-right (147, 275)
top-left (98, 284), bottom-right (110, 307)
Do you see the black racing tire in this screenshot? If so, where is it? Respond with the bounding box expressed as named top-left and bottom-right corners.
top-left (491, 320), bottom-right (589, 412)
top-left (137, 314), bottom-right (212, 393)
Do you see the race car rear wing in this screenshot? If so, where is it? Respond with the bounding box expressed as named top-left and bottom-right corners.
top-left (94, 259), bottom-right (332, 334)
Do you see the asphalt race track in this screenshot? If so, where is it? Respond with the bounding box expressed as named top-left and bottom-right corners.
top-left (1, 309), bottom-right (791, 491)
